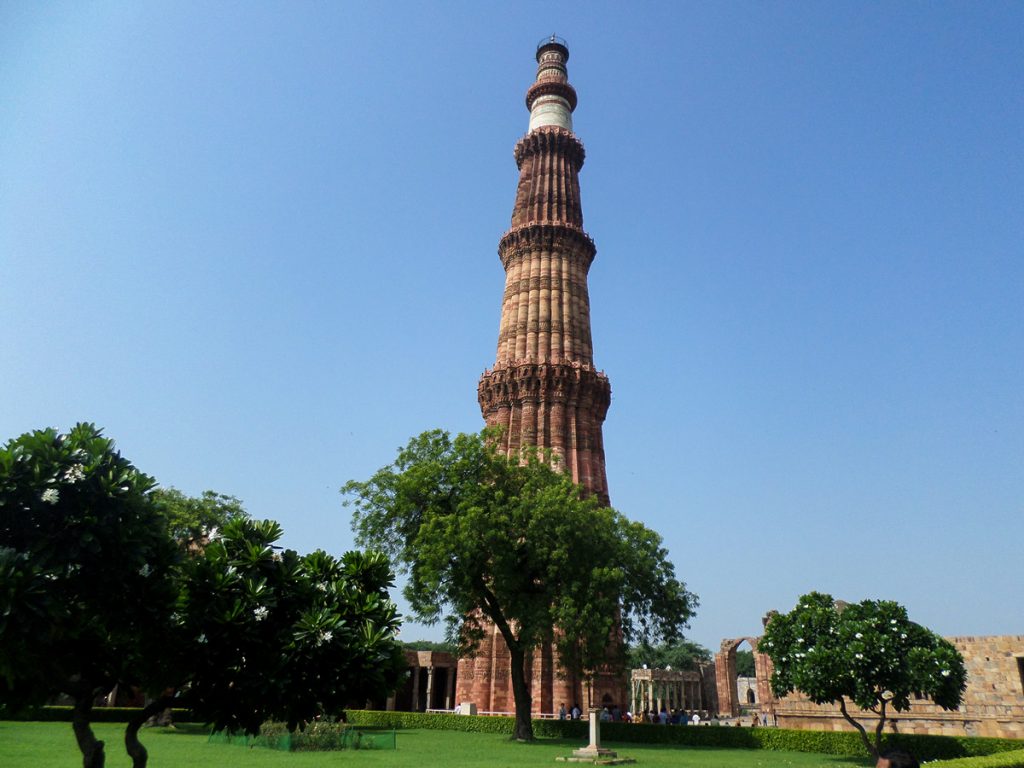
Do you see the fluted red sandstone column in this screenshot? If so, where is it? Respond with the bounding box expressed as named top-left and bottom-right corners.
top-left (457, 37), bottom-right (623, 716)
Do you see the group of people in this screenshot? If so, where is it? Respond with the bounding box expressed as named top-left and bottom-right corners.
top-left (557, 704), bottom-right (716, 725)
top-left (638, 708), bottom-right (711, 725)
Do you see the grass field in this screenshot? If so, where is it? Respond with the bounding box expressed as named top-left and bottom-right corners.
top-left (0, 721), bottom-right (874, 768)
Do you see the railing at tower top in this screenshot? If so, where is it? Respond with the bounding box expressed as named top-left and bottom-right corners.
top-left (537, 34), bottom-right (569, 52)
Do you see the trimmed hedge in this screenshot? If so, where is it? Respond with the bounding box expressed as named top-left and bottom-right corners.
top-left (345, 710), bottom-right (1024, 761)
top-left (0, 706), bottom-right (193, 723)
top-left (347, 709), bottom-right (519, 734)
top-left (931, 750), bottom-right (1024, 768)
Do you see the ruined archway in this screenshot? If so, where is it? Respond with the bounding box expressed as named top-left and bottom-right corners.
top-left (714, 636), bottom-right (774, 718)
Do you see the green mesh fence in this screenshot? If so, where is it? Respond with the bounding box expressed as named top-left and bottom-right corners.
top-left (209, 723), bottom-right (397, 751)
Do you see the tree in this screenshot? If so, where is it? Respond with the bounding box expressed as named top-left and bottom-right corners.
top-left (735, 650), bottom-right (756, 678)
top-left (627, 638), bottom-right (711, 671)
top-left (343, 429), bottom-right (697, 741)
top-left (760, 592), bottom-right (967, 758)
top-left (151, 487), bottom-right (248, 552)
top-left (401, 639), bottom-right (458, 654)
top-left (1, 424), bottom-right (406, 768)
top-left (126, 517), bottom-right (406, 768)
top-left (0, 424), bottom-right (179, 768)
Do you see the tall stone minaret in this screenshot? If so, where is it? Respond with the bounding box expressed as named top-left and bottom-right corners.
top-left (478, 36), bottom-right (611, 506)
top-left (456, 37), bottom-right (620, 716)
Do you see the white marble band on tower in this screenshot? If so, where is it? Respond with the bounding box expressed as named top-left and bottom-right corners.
top-left (527, 37), bottom-right (577, 132)
top-left (529, 94), bottom-right (573, 131)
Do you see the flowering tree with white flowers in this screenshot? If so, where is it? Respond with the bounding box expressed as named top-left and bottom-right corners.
top-left (760, 591), bottom-right (966, 758)
top-left (124, 518), bottom-right (405, 768)
top-left (163, 518), bottom-right (405, 738)
top-left (1, 425), bottom-right (405, 768)
top-left (0, 424), bottom-right (178, 768)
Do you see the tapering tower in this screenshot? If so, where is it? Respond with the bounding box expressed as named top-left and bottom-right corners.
top-left (479, 36), bottom-right (611, 505)
top-left (455, 37), bottom-right (620, 716)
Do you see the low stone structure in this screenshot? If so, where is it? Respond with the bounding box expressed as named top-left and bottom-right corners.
top-left (736, 676), bottom-right (758, 706)
top-left (629, 664), bottom-right (716, 716)
top-left (715, 626), bottom-right (1024, 738)
top-left (384, 650), bottom-right (458, 712)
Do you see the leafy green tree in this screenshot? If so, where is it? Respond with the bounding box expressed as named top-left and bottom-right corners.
top-left (1, 424), bottom-right (405, 768)
top-left (761, 591), bottom-right (967, 758)
top-left (343, 429), bottom-right (697, 741)
top-left (126, 517), bottom-right (406, 768)
top-left (0, 424), bottom-right (178, 768)
top-left (151, 487), bottom-right (248, 552)
top-left (401, 639), bottom-right (457, 654)
top-left (627, 638), bottom-right (711, 671)
top-left (735, 649), bottom-right (756, 678)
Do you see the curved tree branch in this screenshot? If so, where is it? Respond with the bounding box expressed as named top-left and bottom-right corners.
top-left (838, 696), bottom-right (876, 759)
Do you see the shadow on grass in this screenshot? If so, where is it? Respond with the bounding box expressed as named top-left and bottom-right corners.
top-left (145, 723), bottom-right (211, 737)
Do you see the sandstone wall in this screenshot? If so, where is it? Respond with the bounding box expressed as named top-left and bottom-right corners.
top-left (771, 635), bottom-right (1024, 739)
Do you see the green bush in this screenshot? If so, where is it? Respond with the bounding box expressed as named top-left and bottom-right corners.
top-left (344, 710), bottom-right (1023, 761)
top-left (347, 709), bottom-right (517, 734)
top-left (211, 721), bottom-right (396, 752)
top-left (931, 749), bottom-right (1024, 768)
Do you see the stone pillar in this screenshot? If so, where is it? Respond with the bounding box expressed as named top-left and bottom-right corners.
top-left (444, 665), bottom-right (455, 710)
top-left (411, 667), bottom-right (421, 712)
top-left (588, 708), bottom-right (602, 750)
top-left (425, 666), bottom-right (435, 711)
top-left (571, 707), bottom-right (617, 760)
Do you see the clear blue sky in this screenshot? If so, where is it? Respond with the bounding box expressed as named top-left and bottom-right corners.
top-left (2, 1), bottom-right (1021, 653)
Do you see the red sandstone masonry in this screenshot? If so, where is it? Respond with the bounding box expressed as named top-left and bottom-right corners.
top-left (716, 632), bottom-right (1024, 739)
top-left (455, 40), bottom-right (625, 716)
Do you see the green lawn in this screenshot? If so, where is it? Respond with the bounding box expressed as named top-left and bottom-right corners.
top-left (0, 721), bottom-right (872, 768)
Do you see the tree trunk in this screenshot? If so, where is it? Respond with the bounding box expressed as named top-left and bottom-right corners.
top-left (125, 696), bottom-right (174, 768)
top-left (508, 644), bottom-right (534, 741)
top-left (71, 692), bottom-right (105, 768)
top-left (837, 697), bottom-right (878, 759)
top-left (873, 699), bottom-right (889, 756)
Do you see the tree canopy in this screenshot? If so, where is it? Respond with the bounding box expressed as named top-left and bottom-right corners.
top-left (626, 638), bottom-right (711, 672)
top-left (0, 424), bottom-right (178, 767)
top-left (151, 487), bottom-right (248, 551)
top-left (761, 591), bottom-right (967, 757)
top-left (1, 424), bottom-right (405, 768)
top-left (130, 517), bottom-right (405, 766)
top-left (343, 429), bottom-right (697, 740)
top-left (734, 650), bottom-right (756, 678)
top-left (401, 639), bottom-right (457, 654)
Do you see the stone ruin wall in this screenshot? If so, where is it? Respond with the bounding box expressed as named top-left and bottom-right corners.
top-left (715, 634), bottom-right (1024, 739)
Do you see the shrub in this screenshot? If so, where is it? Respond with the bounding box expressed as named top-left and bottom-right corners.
top-left (930, 750), bottom-right (1024, 768)
top-left (344, 710), bottom-right (1023, 761)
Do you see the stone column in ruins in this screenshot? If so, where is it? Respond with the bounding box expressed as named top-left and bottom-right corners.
top-left (454, 36), bottom-right (621, 717)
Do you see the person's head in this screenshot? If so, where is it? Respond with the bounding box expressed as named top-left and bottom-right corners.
top-left (877, 750), bottom-right (919, 768)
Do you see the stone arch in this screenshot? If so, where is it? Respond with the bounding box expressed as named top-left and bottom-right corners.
top-left (713, 636), bottom-right (774, 718)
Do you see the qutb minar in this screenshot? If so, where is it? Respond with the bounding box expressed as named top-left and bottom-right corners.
top-left (455, 37), bottom-right (624, 715)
